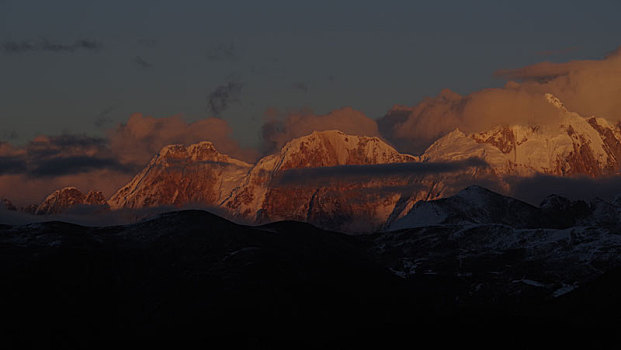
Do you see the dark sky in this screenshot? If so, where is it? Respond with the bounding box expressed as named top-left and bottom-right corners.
top-left (1, 0), bottom-right (620, 148)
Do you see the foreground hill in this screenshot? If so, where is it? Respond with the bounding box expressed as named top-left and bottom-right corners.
top-left (2, 209), bottom-right (621, 346)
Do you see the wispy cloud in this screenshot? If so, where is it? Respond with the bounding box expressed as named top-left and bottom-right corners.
top-left (94, 104), bottom-right (122, 128)
top-left (274, 158), bottom-right (488, 186)
top-left (0, 155), bottom-right (27, 175)
top-left (0, 135), bottom-right (136, 178)
top-left (292, 82), bottom-right (309, 93)
top-left (206, 42), bottom-right (237, 62)
top-left (1, 39), bottom-right (102, 54)
top-left (207, 81), bottom-right (243, 116)
top-left (133, 56), bottom-right (152, 68)
top-left (29, 156), bottom-right (133, 178)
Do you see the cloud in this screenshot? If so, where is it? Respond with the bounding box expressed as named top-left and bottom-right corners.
top-left (108, 113), bottom-right (258, 165)
top-left (133, 56), bottom-right (152, 68)
top-left (1, 40), bottom-right (35, 54)
top-left (94, 104), bottom-right (122, 128)
top-left (379, 46), bottom-right (621, 154)
top-left (29, 156), bottom-right (132, 178)
top-left (0, 113), bottom-right (260, 206)
top-left (0, 135), bottom-right (136, 178)
top-left (262, 107), bottom-right (381, 153)
top-left (274, 158), bottom-right (488, 186)
top-left (1, 39), bottom-right (102, 54)
top-left (207, 81), bottom-right (243, 116)
top-left (206, 42), bottom-right (237, 62)
top-left (0, 155), bottom-right (27, 175)
top-left (0, 135), bottom-right (132, 206)
top-left (292, 82), bottom-right (309, 93)
top-left (26, 134), bottom-right (109, 158)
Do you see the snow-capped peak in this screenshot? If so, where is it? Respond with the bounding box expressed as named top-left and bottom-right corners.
top-left (422, 93), bottom-right (621, 177)
top-left (273, 129), bottom-right (416, 171)
top-left (545, 93), bottom-right (568, 112)
top-left (35, 187), bottom-right (107, 215)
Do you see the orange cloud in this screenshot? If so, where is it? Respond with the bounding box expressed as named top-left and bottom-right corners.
top-left (379, 47), bottom-right (621, 154)
top-left (0, 114), bottom-right (259, 206)
top-left (262, 107), bottom-right (380, 153)
top-left (108, 113), bottom-right (259, 166)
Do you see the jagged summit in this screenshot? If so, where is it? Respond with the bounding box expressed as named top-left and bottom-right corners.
top-left (422, 94), bottom-right (621, 177)
top-left (154, 141), bottom-right (250, 166)
top-left (106, 132), bottom-right (428, 231)
top-left (272, 130), bottom-right (416, 170)
top-left (40, 103), bottom-right (621, 231)
top-left (108, 142), bottom-right (252, 209)
top-left (545, 93), bottom-right (568, 112)
top-left (222, 130), bottom-right (423, 230)
top-left (35, 187), bottom-right (108, 215)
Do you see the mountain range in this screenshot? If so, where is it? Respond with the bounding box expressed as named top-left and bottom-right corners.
top-left (5, 91), bottom-right (621, 344)
top-left (5, 93), bottom-right (621, 233)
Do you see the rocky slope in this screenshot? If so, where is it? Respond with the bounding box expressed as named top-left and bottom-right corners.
top-left (35, 187), bottom-right (108, 215)
top-left (108, 141), bottom-right (252, 209)
top-left (386, 185), bottom-right (544, 230)
top-left (387, 185), bottom-right (621, 231)
top-left (223, 130), bottom-right (439, 231)
top-left (105, 130), bottom-right (471, 231)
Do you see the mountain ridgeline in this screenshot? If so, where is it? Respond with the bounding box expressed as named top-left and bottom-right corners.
top-left (4, 94), bottom-right (621, 345)
top-left (10, 94), bottom-right (621, 232)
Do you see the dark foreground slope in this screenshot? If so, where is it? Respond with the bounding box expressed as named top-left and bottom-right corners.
top-left (1, 210), bottom-right (621, 347)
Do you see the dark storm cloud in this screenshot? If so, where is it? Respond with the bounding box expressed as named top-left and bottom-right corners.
top-left (0, 135), bottom-right (136, 178)
top-left (29, 156), bottom-right (133, 178)
top-left (26, 135), bottom-right (108, 158)
top-left (133, 56), bottom-right (152, 68)
top-left (275, 158), bottom-right (488, 186)
top-left (0, 155), bottom-right (27, 175)
top-left (207, 81), bottom-right (243, 116)
top-left (1, 39), bottom-right (102, 54)
top-left (206, 43), bottom-right (237, 62)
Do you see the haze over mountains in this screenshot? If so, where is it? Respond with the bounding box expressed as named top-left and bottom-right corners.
top-left (5, 93), bottom-right (621, 233)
